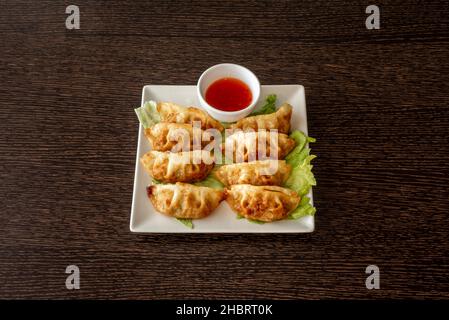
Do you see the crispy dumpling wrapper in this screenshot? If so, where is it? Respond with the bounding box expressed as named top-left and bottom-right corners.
top-left (230, 103), bottom-right (292, 134)
top-left (157, 102), bottom-right (224, 132)
top-left (222, 130), bottom-right (296, 163)
top-left (225, 184), bottom-right (300, 222)
top-left (215, 160), bottom-right (291, 186)
top-left (144, 122), bottom-right (218, 152)
top-left (141, 150), bottom-right (215, 183)
top-left (147, 183), bottom-right (224, 219)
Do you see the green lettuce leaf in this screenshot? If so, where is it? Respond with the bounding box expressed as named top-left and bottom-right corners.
top-left (194, 169), bottom-right (224, 190)
top-left (250, 94), bottom-right (277, 116)
top-left (134, 100), bottom-right (160, 128)
top-left (235, 213), bottom-right (265, 224)
top-left (285, 130), bottom-right (315, 167)
top-left (176, 218), bottom-right (193, 229)
top-left (284, 130), bottom-right (317, 219)
top-left (288, 196), bottom-right (316, 219)
top-left (151, 178), bottom-right (163, 185)
top-left (285, 155), bottom-right (317, 196)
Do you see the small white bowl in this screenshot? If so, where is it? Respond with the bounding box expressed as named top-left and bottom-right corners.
top-left (197, 63), bottom-right (260, 123)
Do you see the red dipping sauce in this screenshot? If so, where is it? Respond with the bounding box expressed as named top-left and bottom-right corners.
top-left (205, 77), bottom-right (252, 112)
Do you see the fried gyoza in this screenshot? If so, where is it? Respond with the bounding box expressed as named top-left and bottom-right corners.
top-left (157, 102), bottom-right (224, 132)
top-left (215, 160), bottom-right (291, 186)
top-left (222, 130), bottom-right (296, 162)
top-left (144, 122), bottom-right (216, 152)
top-left (230, 103), bottom-right (292, 134)
top-left (225, 184), bottom-right (300, 222)
top-left (141, 150), bottom-right (215, 183)
top-left (147, 183), bottom-right (224, 219)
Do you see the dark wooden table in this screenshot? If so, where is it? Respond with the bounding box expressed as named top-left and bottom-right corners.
top-left (1, 0), bottom-right (448, 299)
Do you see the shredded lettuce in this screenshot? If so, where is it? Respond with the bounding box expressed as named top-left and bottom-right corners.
top-left (134, 100), bottom-right (160, 128)
top-left (176, 218), bottom-right (193, 229)
top-left (250, 94), bottom-right (277, 116)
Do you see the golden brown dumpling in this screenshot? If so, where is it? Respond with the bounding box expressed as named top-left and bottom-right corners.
top-left (222, 130), bottom-right (296, 162)
top-left (147, 183), bottom-right (224, 219)
top-left (144, 123), bottom-right (217, 152)
top-left (215, 160), bottom-right (291, 186)
top-left (230, 103), bottom-right (292, 134)
top-left (157, 102), bottom-right (224, 132)
top-left (225, 184), bottom-right (300, 222)
top-left (141, 150), bottom-right (215, 183)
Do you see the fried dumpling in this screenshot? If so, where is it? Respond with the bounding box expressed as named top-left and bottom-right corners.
top-left (225, 184), bottom-right (300, 222)
top-left (215, 160), bottom-right (291, 186)
top-left (144, 122), bottom-right (216, 152)
top-left (147, 183), bottom-right (224, 219)
top-left (141, 150), bottom-right (215, 183)
top-left (157, 102), bottom-right (224, 132)
top-left (230, 103), bottom-right (292, 134)
top-left (222, 130), bottom-right (296, 162)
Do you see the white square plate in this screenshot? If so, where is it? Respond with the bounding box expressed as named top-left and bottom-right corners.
top-left (130, 85), bottom-right (314, 233)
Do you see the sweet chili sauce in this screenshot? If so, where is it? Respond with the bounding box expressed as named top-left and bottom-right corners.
top-left (205, 77), bottom-right (252, 111)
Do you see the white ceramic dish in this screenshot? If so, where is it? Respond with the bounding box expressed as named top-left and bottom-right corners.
top-left (197, 63), bottom-right (260, 122)
top-left (130, 85), bottom-right (314, 233)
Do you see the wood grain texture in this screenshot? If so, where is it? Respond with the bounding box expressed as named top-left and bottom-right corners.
top-left (1, 0), bottom-right (449, 299)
